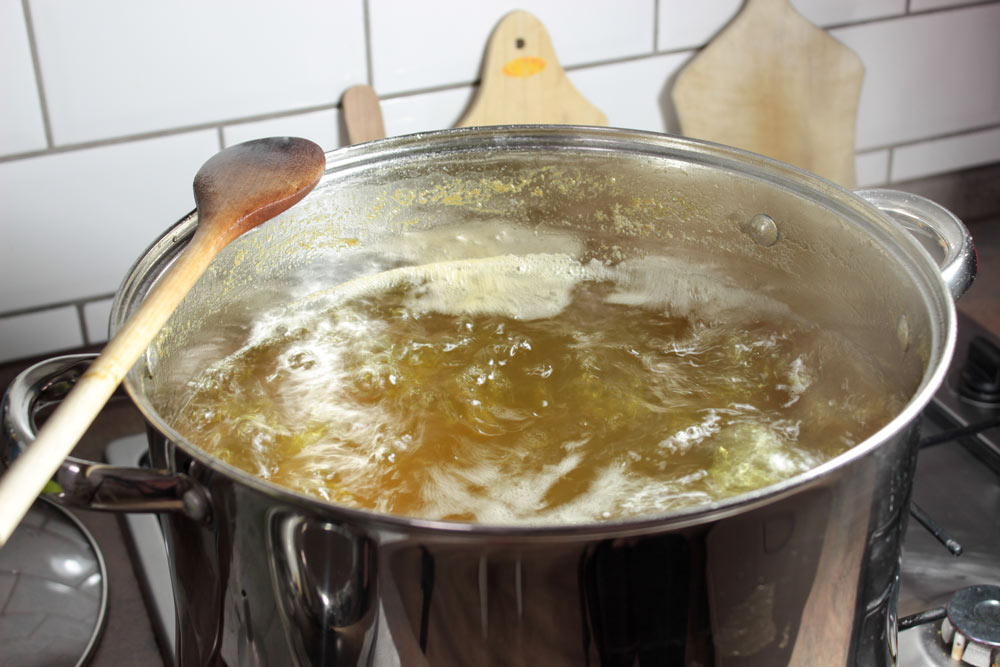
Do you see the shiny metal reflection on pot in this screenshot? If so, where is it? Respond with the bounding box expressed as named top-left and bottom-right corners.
top-left (2, 126), bottom-right (977, 666)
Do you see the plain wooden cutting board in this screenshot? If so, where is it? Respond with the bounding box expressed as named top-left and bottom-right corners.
top-left (672, 0), bottom-right (864, 187)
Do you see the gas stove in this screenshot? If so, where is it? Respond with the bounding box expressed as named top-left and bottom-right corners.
top-left (103, 313), bottom-right (1000, 666)
top-left (897, 312), bottom-right (1000, 666)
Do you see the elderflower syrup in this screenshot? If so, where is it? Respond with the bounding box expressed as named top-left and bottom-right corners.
top-left (166, 233), bottom-right (905, 525)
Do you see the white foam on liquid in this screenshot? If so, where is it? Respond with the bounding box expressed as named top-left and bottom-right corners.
top-left (187, 237), bottom-right (817, 524)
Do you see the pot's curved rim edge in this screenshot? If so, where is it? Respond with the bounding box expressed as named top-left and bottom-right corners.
top-left (116, 125), bottom-right (959, 540)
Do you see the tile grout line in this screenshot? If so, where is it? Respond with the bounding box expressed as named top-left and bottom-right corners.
top-left (1, 5), bottom-right (997, 363)
top-left (363, 0), bottom-right (374, 87)
top-left (0, 49), bottom-right (695, 166)
top-left (3, 157), bottom-right (999, 323)
top-left (3, 98), bottom-right (994, 170)
top-left (858, 122), bottom-right (1000, 155)
top-left (0, 102), bottom-right (343, 164)
top-left (0, 294), bottom-right (116, 321)
top-left (20, 0), bottom-right (54, 149)
top-left (2, 0), bottom-right (998, 165)
top-left (652, 0), bottom-right (660, 52)
top-left (5, 96), bottom-right (997, 165)
top-left (0, 46), bottom-right (689, 164)
top-left (375, 49), bottom-right (700, 101)
top-left (0, 7), bottom-right (995, 165)
top-left (75, 303), bottom-right (90, 346)
top-left (825, 0), bottom-right (1000, 30)
top-left (1, 155), bottom-right (998, 360)
top-left (5, 0), bottom-right (999, 162)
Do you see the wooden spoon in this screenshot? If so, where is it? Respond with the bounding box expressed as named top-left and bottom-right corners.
top-left (0, 137), bottom-right (326, 546)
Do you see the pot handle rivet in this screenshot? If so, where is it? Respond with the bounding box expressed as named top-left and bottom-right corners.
top-left (897, 315), bottom-right (910, 352)
top-left (744, 213), bottom-right (780, 247)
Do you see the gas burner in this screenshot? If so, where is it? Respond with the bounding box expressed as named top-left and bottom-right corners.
top-left (941, 585), bottom-right (1000, 666)
top-left (902, 586), bottom-right (1000, 667)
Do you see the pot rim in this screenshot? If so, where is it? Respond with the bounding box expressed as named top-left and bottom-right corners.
top-left (114, 125), bottom-right (958, 538)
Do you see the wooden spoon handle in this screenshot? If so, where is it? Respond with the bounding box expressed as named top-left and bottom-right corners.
top-left (0, 241), bottom-right (216, 545)
top-left (0, 136), bottom-right (326, 546)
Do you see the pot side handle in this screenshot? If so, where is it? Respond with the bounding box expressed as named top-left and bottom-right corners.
top-left (2, 354), bottom-right (209, 521)
top-left (855, 188), bottom-right (977, 300)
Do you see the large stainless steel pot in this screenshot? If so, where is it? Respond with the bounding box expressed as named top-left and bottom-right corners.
top-left (3, 127), bottom-right (977, 666)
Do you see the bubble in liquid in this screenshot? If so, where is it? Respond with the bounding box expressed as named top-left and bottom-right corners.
top-left (287, 351), bottom-right (316, 370)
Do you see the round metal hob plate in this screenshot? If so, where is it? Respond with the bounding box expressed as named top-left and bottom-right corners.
top-left (0, 498), bottom-right (108, 666)
top-left (947, 584), bottom-right (1000, 648)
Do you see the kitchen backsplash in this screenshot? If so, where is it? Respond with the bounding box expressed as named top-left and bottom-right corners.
top-left (1, 0), bottom-right (998, 363)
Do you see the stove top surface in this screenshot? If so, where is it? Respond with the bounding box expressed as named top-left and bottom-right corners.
top-left (898, 313), bottom-right (1000, 666)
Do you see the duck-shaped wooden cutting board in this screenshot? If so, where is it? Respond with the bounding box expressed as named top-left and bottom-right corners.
top-left (458, 10), bottom-right (607, 127)
top-left (672, 0), bottom-right (864, 187)
top-left (342, 12), bottom-right (606, 142)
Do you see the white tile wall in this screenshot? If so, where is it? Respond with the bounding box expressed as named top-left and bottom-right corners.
top-left (655, 0), bottom-right (906, 54)
top-left (0, 131), bottom-right (219, 313)
top-left (892, 126), bottom-right (1000, 181)
top-left (29, 0), bottom-right (367, 145)
top-left (910, 0), bottom-right (978, 10)
top-left (855, 150), bottom-right (891, 187)
top-left (573, 53), bottom-right (691, 133)
top-left (381, 87), bottom-right (474, 137)
top-left (657, 1), bottom-right (742, 51)
top-left (1, 0), bottom-right (999, 363)
top-left (382, 52), bottom-right (710, 139)
top-left (223, 109), bottom-right (342, 151)
top-left (82, 298), bottom-right (114, 345)
top-left (369, 0), bottom-right (656, 95)
top-left (832, 4), bottom-right (1000, 150)
top-left (0, 0), bottom-right (46, 156)
top-left (793, 0), bottom-right (906, 26)
top-left (0, 307), bottom-right (82, 362)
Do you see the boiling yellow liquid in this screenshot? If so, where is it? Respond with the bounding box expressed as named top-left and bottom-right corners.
top-left (168, 252), bottom-right (905, 524)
